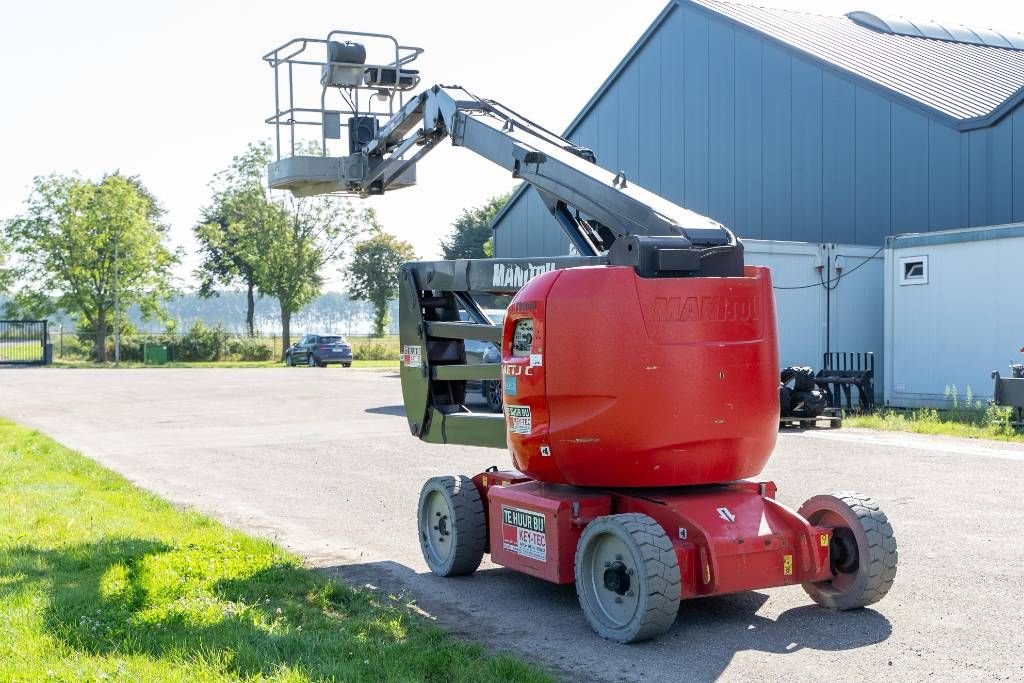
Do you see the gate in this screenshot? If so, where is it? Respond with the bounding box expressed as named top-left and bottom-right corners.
top-left (0, 320), bottom-right (48, 365)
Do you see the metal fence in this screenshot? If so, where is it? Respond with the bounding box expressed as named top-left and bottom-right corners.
top-left (0, 320), bottom-right (49, 365)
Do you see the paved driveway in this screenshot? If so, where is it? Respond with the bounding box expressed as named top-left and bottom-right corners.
top-left (2, 367), bottom-right (1022, 681)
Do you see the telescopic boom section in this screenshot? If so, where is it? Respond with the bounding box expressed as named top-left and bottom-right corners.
top-left (270, 83), bottom-right (741, 271)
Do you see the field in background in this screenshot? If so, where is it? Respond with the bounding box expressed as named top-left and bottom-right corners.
top-left (51, 331), bottom-right (401, 364)
top-left (0, 419), bottom-right (547, 681)
top-left (50, 359), bottom-right (398, 369)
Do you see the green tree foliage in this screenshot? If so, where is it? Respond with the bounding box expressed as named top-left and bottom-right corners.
top-left (253, 196), bottom-right (371, 356)
top-left (439, 193), bottom-right (510, 260)
top-left (194, 143), bottom-right (273, 336)
top-left (346, 229), bottom-right (416, 337)
top-left (196, 142), bottom-right (373, 357)
top-left (4, 173), bottom-right (179, 361)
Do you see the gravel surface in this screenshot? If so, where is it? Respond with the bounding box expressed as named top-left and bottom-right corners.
top-left (2, 367), bottom-right (1022, 681)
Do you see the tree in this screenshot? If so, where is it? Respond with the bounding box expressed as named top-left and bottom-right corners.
top-left (346, 229), bottom-right (416, 337)
top-left (253, 194), bottom-right (370, 356)
top-left (3, 173), bottom-right (179, 361)
top-left (439, 193), bottom-right (510, 259)
top-left (198, 142), bottom-right (371, 356)
top-left (194, 143), bottom-right (278, 336)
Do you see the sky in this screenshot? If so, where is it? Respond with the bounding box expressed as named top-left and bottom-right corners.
top-left (2, 0), bottom-right (1023, 290)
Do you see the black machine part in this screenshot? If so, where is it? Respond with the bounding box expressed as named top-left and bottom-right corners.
top-left (326, 40), bottom-right (366, 64)
top-left (780, 366), bottom-right (828, 418)
top-left (349, 116), bottom-right (379, 155)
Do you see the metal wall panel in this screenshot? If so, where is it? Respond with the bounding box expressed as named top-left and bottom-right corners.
top-left (743, 240), bottom-right (827, 370)
top-left (829, 243), bottom-right (885, 398)
top-left (492, 2), bottom-right (1024, 260)
top-left (884, 226), bottom-right (1024, 407)
top-left (741, 241), bottom-right (884, 385)
top-left (1015, 108), bottom-right (1024, 222)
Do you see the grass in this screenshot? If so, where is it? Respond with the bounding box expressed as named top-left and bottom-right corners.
top-left (0, 419), bottom-right (548, 682)
top-left (49, 359), bottom-right (399, 370)
top-left (844, 397), bottom-right (1024, 443)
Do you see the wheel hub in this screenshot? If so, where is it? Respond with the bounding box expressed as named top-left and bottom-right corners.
top-left (830, 526), bottom-right (859, 574)
top-left (602, 561), bottom-right (631, 595)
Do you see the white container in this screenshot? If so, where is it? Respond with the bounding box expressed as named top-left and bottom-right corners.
top-left (883, 223), bottom-right (1024, 407)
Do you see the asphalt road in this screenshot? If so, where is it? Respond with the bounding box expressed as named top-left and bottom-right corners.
top-left (2, 367), bottom-right (1022, 681)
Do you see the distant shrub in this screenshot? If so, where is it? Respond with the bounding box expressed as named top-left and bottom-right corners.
top-left (177, 321), bottom-right (230, 362)
top-left (354, 342), bottom-right (396, 361)
top-left (225, 336), bottom-right (274, 361)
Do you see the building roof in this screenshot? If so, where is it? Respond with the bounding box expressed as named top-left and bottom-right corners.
top-left (692, 0), bottom-right (1024, 127)
top-left (491, 0), bottom-right (1024, 233)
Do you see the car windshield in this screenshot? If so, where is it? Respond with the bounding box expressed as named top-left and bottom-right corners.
top-left (458, 309), bottom-right (506, 325)
top-left (318, 336), bottom-right (345, 344)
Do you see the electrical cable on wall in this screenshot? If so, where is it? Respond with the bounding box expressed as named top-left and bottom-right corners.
top-left (772, 245), bottom-right (885, 290)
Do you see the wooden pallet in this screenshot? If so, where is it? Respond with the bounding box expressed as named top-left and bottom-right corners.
top-left (780, 409), bottom-right (842, 430)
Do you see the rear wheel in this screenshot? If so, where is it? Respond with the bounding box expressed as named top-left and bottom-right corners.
top-left (342, 362), bottom-right (352, 368)
top-left (417, 475), bottom-right (486, 577)
top-left (575, 513), bottom-right (680, 643)
top-left (799, 492), bottom-right (897, 610)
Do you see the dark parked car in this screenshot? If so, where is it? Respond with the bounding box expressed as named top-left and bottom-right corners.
top-left (285, 334), bottom-right (353, 367)
top-left (463, 309), bottom-right (504, 412)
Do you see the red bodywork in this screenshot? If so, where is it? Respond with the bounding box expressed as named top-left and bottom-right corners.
top-left (502, 265), bottom-right (779, 488)
top-left (482, 265), bottom-right (827, 596)
top-left (473, 472), bottom-right (834, 594)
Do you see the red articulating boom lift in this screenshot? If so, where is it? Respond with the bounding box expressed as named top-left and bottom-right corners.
top-left (264, 33), bottom-right (897, 642)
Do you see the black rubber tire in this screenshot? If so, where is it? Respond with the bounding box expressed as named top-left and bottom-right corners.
top-left (286, 354), bottom-right (294, 367)
top-left (342, 363), bottom-right (352, 368)
top-left (417, 475), bottom-right (486, 577)
top-left (574, 513), bottom-right (681, 643)
top-left (307, 354), bottom-right (316, 368)
top-left (484, 380), bottom-right (503, 412)
top-left (799, 492), bottom-right (897, 610)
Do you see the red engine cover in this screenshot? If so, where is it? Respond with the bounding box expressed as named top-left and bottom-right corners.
top-left (501, 265), bottom-right (779, 488)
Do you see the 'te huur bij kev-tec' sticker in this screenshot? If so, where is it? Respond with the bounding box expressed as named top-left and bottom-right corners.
top-left (501, 505), bottom-right (547, 562)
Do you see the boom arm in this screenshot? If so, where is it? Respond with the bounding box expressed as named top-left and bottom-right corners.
top-left (270, 84), bottom-right (741, 274)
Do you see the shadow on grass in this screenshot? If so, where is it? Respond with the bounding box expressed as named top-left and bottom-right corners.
top-left (0, 537), bottom-right (497, 679)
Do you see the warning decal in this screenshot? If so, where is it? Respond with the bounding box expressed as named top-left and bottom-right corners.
top-left (501, 506), bottom-right (547, 562)
top-left (506, 405), bottom-right (532, 435)
top-left (402, 345), bottom-right (422, 368)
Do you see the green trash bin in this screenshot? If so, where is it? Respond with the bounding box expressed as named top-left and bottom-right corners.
top-left (143, 343), bottom-right (168, 365)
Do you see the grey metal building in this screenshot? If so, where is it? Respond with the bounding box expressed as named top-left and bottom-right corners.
top-left (491, 0), bottom-right (1024, 257)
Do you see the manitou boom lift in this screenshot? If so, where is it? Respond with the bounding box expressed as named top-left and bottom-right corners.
top-left (264, 33), bottom-right (897, 643)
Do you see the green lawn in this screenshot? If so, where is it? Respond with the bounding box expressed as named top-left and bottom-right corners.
top-left (0, 420), bottom-right (547, 682)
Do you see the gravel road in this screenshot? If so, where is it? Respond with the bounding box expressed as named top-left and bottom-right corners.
top-left (2, 367), bottom-right (1022, 681)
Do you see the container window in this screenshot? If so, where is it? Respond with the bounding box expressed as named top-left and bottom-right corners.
top-left (898, 256), bottom-right (928, 285)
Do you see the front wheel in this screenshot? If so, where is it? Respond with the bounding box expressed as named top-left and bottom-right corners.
top-left (799, 492), bottom-right (898, 610)
top-left (417, 476), bottom-right (486, 577)
top-left (307, 354), bottom-right (316, 368)
top-left (575, 513), bottom-right (681, 643)
top-left (286, 354), bottom-right (294, 367)
top-left (342, 363), bottom-right (352, 368)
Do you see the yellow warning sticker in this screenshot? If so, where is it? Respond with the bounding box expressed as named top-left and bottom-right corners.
top-left (481, 476), bottom-right (488, 487)
top-left (783, 554), bottom-right (793, 576)
top-left (819, 533), bottom-right (830, 547)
